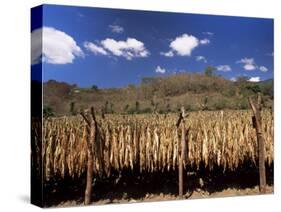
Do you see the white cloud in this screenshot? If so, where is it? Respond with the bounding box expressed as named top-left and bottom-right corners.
top-left (160, 51), bottom-right (174, 57)
top-left (243, 64), bottom-right (256, 70)
top-left (237, 57), bottom-right (257, 70)
top-left (248, 77), bottom-right (261, 82)
top-left (169, 34), bottom-right (199, 56)
top-left (217, 65), bottom-right (232, 72)
top-left (202, 32), bottom-right (214, 36)
top-left (200, 38), bottom-right (210, 45)
top-left (109, 25), bottom-right (124, 33)
top-left (84, 41), bottom-right (108, 55)
top-left (259, 66), bottom-right (268, 72)
top-left (31, 26), bottom-right (84, 65)
top-left (155, 66), bottom-right (166, 74)
top-left (31, 28), bottom-right (43, 65)
top-left (196, 56), bottom-right (207, 63)
top-left (101, 38), bottom-right (149, 60)
top-left (161, 34), bottom-right (210, 57)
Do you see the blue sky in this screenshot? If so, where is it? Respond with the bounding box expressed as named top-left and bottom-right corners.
top-left (31, 4), bottom-right (274, 88)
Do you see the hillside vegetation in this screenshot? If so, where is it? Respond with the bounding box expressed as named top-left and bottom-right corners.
top-left (42, 72), bottom-right (273, 116)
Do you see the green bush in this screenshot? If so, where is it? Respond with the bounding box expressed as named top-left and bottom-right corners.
top-left (213, 100), bottom-right (227, 110)
top-left (43, 106), bottom-right (55, 117)
top-left (238, 98), bottom-right (249, 109)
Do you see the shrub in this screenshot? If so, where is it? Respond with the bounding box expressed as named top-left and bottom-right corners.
top-left (43, 106), bottom-right (55, 117)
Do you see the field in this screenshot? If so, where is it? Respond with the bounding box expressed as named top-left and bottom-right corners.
top-left (32, 109), bottom-right (274, 206)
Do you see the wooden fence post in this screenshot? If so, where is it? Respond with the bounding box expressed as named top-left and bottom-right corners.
top-left (80, 107), bottom-right (98, 205)
top-left (176, 107), bottom-right (188, 198)
top-left (85, 121), bottom-right (94, 205)
top-left (248, 93), bottom-right (266, 193)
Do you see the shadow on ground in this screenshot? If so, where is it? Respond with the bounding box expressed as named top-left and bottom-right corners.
top-left (43, 162), bottom-right (273, 207)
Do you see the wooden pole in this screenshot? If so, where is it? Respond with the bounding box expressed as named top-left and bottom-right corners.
top-left (80, 110), bottom-right (96, 205)
top-left (248, 93), bottom-right (266, 193)
top-left (179, 122), bottom-right (184, 198)
top-left (85, 122), bottom-right (94, 205)
top-left (177, 107), bottom-right (188, 198)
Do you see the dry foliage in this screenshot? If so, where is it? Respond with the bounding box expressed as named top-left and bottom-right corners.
top-left (32, 110), bottom-right (273, 181)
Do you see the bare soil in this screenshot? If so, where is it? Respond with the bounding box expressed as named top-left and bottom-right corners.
top-left (44, 163), bottom-right (274, 208)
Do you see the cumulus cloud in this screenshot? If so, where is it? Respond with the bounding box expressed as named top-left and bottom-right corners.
top-left (200, 38), bottom-right (210, 45)
top-left (169, 34), bottom-right (199, 56)
top-left (161, 34), bottom-right (211, 57)
top-left (31, 26), bottom-right (84, 65)
top-left (109, 25), bottom-right (124, 33)
top-left (31, 28), bottom-right (43, 64)
top-left (100, 38), bottom-right (149, 60)
top-left (196, 56), bottom-right (207, 63)
top-left (248, 77), bottom-right (261, 82)
top-left (155, 66), bottom-right (166, 74)
top-left (84, 37), bottom-right (149, 60)
top-left (160, 51), bottom-right (174, 57)
top-left (84, 41), bottom-right (108, 55)
top-left (259, 66), bottom-right (268, 72)
top-left (217, 65), bottom-right (232, 72)
top-left (237, 58), bottom-right (257, 71)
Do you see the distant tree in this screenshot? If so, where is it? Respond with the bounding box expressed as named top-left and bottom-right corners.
top-left (43, 106), bottom-right (55, 117)
top-left (110, 103), bottom-right (114, 113)
top-left (246, 84), bottom-right (261, 94)
top-left (70, 101), bottom-right (76, 115)
top-left (166, 103), bottom-right (171, 113)
top-left (236, 76), bottom-right (249, 84)
top-left (91, 84), bottom-right (99, 91)
top-left (150, 99), bottom-right (159, 112)
top-left (203, 96), bottom-right (208, 105)
top-left (104, 101), bottom-right (109, 113)
top-left (135, 101), bottom-right (140, 113)
top-left (261, 83), bottom-right (273, 99)
top-left (186, 104), bottom-right (193, 112)
top-left (101, 108), bottom-right (105, 119)
top-left (204, 66), bottom-right (216, 77)
top-left (235, 76), bottom-right (250, 97)
top-left (150, 99), bottom-right (155, 107)
top-left (238, 98), bottom-right (249, 110)
top-left (213, 99), bottom-right (227, 110)
top-left (124, 104), bottom-right (129, 113)
top-left (201, 96), bottom-right (209, 110)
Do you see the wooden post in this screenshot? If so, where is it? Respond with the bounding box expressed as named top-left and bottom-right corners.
top-left (248, 93), bottom-right (266, 193)
top-left (85, 121), bottom-right (94, 205)
top-left (80, 108), bottom-right (98, 205)
top-left (176, 107), bottom-right (188, 198)
top-left (179, 122), bottom-right (184, 198)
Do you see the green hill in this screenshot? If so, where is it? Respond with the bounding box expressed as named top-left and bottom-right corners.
top-left (42, 73), bottom-right (273, 116)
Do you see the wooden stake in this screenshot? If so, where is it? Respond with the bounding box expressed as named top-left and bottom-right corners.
top-left (80, 109), bottom-right (96, 205)
top-left (179, 126), bottom-right (184, 198)
top-left (177, 107), bottom-right (188, 198)
top-left (85, 122), bottom-right (94, 205)
top-left (248, 93), bottom-right (266, 193)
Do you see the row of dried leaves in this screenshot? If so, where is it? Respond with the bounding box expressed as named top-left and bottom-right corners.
top-left (31, 110), bottom-right (273, 181)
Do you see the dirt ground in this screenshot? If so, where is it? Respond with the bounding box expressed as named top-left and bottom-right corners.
top-left (94, 185), bottom-right (274, 205)
top-left (44, 164), bottom-right (273, 208)
top-left (54, 185), bottom-right (273, 207)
